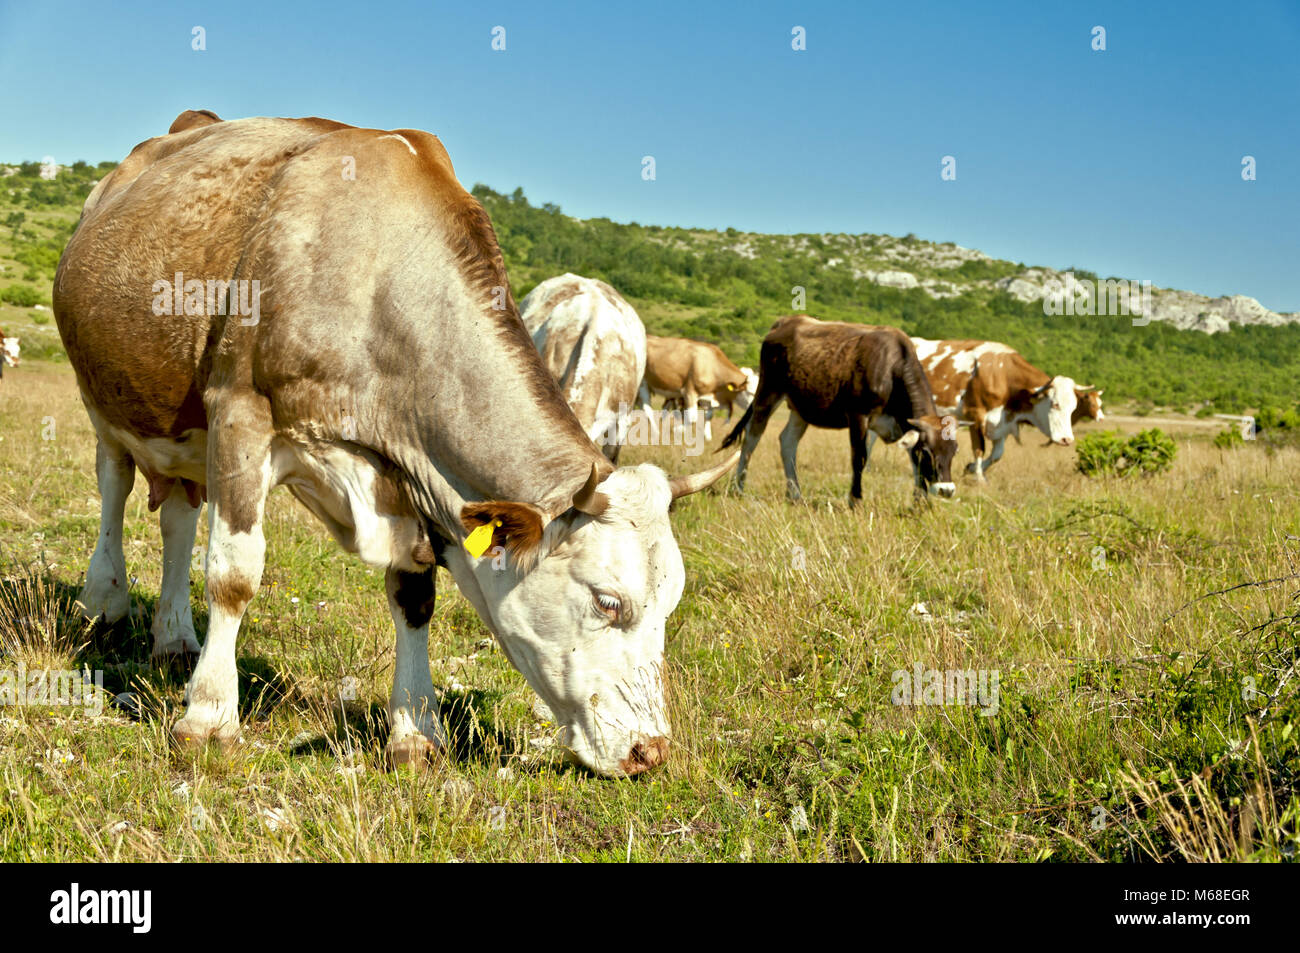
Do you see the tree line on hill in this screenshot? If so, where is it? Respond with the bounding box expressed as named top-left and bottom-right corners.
top-left (2, 163), bottom-right (1296, 419)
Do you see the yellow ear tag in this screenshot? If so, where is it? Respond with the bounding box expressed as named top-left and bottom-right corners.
top-left (464, 519), bottom-right (501, 559)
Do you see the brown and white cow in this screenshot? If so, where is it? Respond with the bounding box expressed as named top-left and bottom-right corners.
top-left (638, 335), bottom-right (754, 441)
top-left (721, 315), bottom-right (958, 502)
top-left (0, 328), bottom-right (19, 377)
top-left (907, 338), bottom-right (1078, 480)
top-left (1074, 387), bottom-right (1105, 425)
top-left (661, 366), bottom-right (758, 440)
top-left (54, 111), bottom-right (738, 778)
top-left (520, 273), bottom-right (647, 463)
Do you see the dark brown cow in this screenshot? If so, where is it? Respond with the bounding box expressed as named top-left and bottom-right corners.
top-left (721, 315), bottom-right (958, 502)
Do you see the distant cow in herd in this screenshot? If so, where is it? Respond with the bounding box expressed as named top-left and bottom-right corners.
top-left (639, 335), bottom-right (757, 441)
top-left (520, 273), bottom-right (647, 462)
top-left (54, 110), bottom-right (740, 778)
top-left (898, 338), bottom-right (1100, 480)
top-left (0, 328), bottom-right (18, 378)
top-left (723, 315), bottom-right (958, 502)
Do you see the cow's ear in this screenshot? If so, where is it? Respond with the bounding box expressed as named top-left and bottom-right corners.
top-left (898, 430), bottom-right (921, 450)
top-left (460, 501), bottom-right (547, 560)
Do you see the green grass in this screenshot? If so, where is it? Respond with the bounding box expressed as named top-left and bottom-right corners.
top-left (1, 362), bottom-right (1297, 861)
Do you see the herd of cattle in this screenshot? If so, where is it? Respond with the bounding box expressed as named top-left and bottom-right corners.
top-left (521, 273), bottom-right (1104, 500)
top-left (38, 111), bottom-right (1107, 778)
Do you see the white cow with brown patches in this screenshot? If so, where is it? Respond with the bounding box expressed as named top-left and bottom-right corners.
top-left (0, 329), bottom-right (19, 376)
top-left (54, 111), bottom-right (737, 778)
top-left (902, 338), bottom-right (1079, 480)
top-left (520, 273), bottom-right (647, 462)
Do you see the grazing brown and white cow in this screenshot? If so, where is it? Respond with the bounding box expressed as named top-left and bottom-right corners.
top-left (907, 338), bottom-right (1078, 480)
top-left (638, 335), bottom-right (754, 441)
top-left (519, 273), bottom-right (647, 463)
top-left (0, 328), bottom-right (19, 377)
top-left (721, 315), bottom-right (958, 502)
top-left (661, 366), bottom-right (758, 441)
top-left (54, 111), bottom-right (738, 778)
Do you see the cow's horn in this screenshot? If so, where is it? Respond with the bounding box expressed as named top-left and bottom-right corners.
top-left (1075, 384), bottom-right (1095, 392)
top-left (572, 463), bottom-right (610, 516)
top-left (670, 450), bottom-right (741, 500)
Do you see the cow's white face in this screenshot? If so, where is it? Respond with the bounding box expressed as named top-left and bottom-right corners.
top-left (1032, 376), bottom-right (1078, 445)
top-left (733, 367), bottom-right (759, 414)
top-left (458, 466), bottom-right (681, 777)
top-left (1, 336), bottom-right (19, 368)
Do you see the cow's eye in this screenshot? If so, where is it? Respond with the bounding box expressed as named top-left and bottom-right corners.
top-left (593, 591), bottom-right (622, 622)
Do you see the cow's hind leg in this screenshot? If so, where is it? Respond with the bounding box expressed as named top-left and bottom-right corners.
top-left (733, 390), bottom-right (782, 492)
top-left (172, 397), bottom-right (273, 750)
top-left (77, 436), bottom-right (136, 624)
top-left (779, 408), bottom-right (809, 501)
top-left (151, 480), bottom-right (202, 658)
top-left (384, 567), bottom-right (447, 767)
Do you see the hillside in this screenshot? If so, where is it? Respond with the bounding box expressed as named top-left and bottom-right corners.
top-left (3, 163), bottom-right (1298, 416)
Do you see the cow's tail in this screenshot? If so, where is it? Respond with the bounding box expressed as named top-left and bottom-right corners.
top-left (719, 401), bottom-right (754, 451)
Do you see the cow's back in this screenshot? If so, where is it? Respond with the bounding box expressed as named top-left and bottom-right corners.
top-left (645, 336), bottom-right (743, 394)
top-left (54, 114), bottom-right (469, 443)
top-left (762, 315), bottom-right (914, 425)
top-left (520, 274), bottom-right (646, 437)
top-left (912, 338), bottom-right (1023, 412)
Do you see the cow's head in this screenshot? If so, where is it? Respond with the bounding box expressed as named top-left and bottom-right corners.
top-left (732, 367), bottom-right (759, 413)
top-left (1, 335), bottom-right (18, 368)
top-left (1074, 387), bottom-right (1104, 423)
top-left (1023, 376), bottom-right (1077, 445)
top-left (898, 415), bottom-right (958, 498)
top-left (455, 454), bottom-right (738, 777)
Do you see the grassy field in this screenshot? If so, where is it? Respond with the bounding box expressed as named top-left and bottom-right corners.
top-left (1, 359), bottom-right (1298, 862)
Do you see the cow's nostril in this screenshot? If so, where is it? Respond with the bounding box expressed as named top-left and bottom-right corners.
top-left (621, 735), bottom-right (670, 775)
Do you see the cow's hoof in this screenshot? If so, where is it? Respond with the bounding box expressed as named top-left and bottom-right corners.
top-left (151, 637), bottom-right (201, 665)
top-left (385, 735), bottom-right (442, 771)
top-left (170, 717), bottom-right (239, 752)
top-left (76, 597), bottom-right (130, 628)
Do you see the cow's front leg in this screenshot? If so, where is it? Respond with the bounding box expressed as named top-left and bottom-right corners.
top-left (637, 381), bottom-right (659, 443)
top-left (151, 480), bottom-right (202, 658)
top-left (384, 567), bottom-right (446, 767)
top-left (172, 397), bottom-right (273, 750)
top-left (848, 414), bottom-right (869, 506)
top-left (980, 434), bottom-right (1009, 475)
top-left (964, 415), bottom-right (989, 482)
top-left (77, 437), bottom-right (135, 624)
top-left (733, 390), bottom-right (781, 492)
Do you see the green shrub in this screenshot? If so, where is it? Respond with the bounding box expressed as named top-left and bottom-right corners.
top-left (1075, 431), bottom-right (1127, 475)
top-left (1213, 426), bottom-right (1245, 449)
top-left (1077, 429), bottom-right (1176, 477)
top-left (1124, 429), bottom-right (1177, 474)
top-left (0, 284), bottom-right (45, 307)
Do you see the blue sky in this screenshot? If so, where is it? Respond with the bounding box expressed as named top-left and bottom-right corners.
top-left (1, 0), bottom-right (1296, 310)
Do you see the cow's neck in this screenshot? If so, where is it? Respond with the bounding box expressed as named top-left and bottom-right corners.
top-left (891, 351), bottom-right (939, 419)
top-left (366, 285), bottom-right (606, 533)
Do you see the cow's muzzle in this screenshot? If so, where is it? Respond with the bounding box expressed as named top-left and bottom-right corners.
top-left (620, 735), bottom-right (670, 776)
top-left (928, 482), bottom-right (956, 499)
